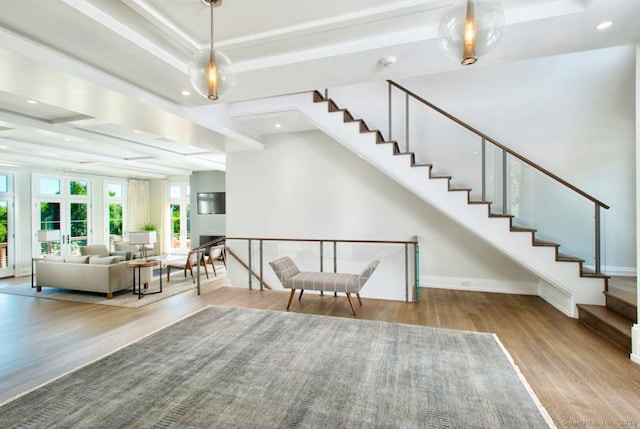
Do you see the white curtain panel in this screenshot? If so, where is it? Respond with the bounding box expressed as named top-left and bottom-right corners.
top-left (159, 180), bottom-right (170, 254)
top-left (128, 179), bottom-right (150, 232)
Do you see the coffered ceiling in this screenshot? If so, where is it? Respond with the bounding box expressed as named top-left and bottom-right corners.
top-left (0, 0), bottom-right (638, 179)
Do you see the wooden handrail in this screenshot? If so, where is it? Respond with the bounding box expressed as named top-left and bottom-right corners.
top-left (387, 80), bottom-right (610, 210)
top-left (226, 246), bottom-right (273, 290)
top-left (225, 236), bottom-right (418, 245)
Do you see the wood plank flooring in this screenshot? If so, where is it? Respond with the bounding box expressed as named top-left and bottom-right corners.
top-left (1, 276), bottom-right (640, 428)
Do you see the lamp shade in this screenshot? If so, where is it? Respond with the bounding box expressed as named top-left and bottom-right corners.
top-left (37, 229), bottom-right (61, 242)
top-left (188, 49), bottom-right (236, 100)
top-left (129, 231), bottom-right (157, 245)
top-left (439, 0), bottom-right (504, 65)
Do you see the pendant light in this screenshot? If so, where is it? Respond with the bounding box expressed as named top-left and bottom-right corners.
top-left (188, 0), bottom-right (236, 100)
top-left (439, 0), bottom-right (505, 66)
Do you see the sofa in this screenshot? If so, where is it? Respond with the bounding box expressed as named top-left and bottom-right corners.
top-left (35, 255), bottom-right (133, 299)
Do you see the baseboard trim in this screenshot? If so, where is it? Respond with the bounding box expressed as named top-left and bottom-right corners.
top-left (421, 275), bottom-right (538, 295)
top-left (538, 280), bottom-right (575, 318)
top-left (632, 325), bottom-right (640, 365)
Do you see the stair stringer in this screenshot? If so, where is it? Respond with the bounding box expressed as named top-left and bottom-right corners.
top-left (229, 92), bottom-right (606, 317)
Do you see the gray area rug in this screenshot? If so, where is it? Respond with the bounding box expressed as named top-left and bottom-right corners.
top-left (0, 273), bottom-right (225, 308)
top-left (0, 306), bottom-right (554, 428)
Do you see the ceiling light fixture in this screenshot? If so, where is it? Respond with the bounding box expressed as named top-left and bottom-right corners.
top-left (596, 21), bottom-right (612, 30)
top-left (181, 90), bottom-right (191, 96)
top-left (439, 0), bottom-right (505, 66)
top-left (188, 0), bottom-right (236, 101)
top-left (26, 99), bottom-right (37, 104)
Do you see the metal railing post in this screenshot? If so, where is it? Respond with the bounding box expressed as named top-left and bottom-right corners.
top-left (405, 92), bottom-right (410, 153)
top-left (320, 241), bottom-right (324, 272)
top-left (502, 150), bottom-right (508, 215)
top-left (247, 239), bottom-right (252, 290)
top-left (196, 248), bottom-right (201, 296)
top-left (259, 239), bottom-right (264, 291)
top-left (388, 82), bottom-right (392, 141)
top-left (481, 138), bottom-right (486, 202)
top-left (595, 204), bottom-right (602, 275)
top-left (333, 241), bottom-right (337, 273)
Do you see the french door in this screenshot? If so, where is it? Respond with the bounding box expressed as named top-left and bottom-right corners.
top-left (0, 197), bottom-right (13, 278)
top-left (36, 200), bottom-right (89, 256)
top-left (33, 175), bottom-right (91, 257)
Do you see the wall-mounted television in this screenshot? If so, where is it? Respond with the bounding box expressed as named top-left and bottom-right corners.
top-left (197, 192), bottom-right (226, 214)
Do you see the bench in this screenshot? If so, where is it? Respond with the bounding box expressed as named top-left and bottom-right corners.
top-left (269, 257), bottom-right (379, 316)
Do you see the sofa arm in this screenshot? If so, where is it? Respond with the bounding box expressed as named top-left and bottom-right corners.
top-left (110, 250), bottom-right (130, 260)
top-left (269, 257), bottom-right (300, 285)
top-left (357, 260), bottom-right (380, 288)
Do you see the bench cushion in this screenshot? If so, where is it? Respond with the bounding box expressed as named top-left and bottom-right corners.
top-left (286, 272), bottom-right (361, 293)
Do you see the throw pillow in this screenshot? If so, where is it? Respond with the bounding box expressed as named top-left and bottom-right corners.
top-left (65, 255), bottom-right (90, 264)
top-left (43, 255), bottom-right (65, 263)
top-left (89, 256), bottom-right (120, 265)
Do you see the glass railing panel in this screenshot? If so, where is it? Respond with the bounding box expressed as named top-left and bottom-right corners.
top-left (507, 157), bottom-right (596, 266)
top-left (483, 143), bottom-right (505, 212)
top-left (225, 238), bottom-right (417, 301)
top-left (405, 98), bottom-right (483, 199)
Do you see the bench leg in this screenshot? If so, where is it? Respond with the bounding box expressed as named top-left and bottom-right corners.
top-left (356, 293), bottom-right (363, 306)
top-left (298, 289), bottom-right (304, 301)
top-left (345, 293), bottom-right (357, 317)
top-left (286, 289), bottom-right (296, 311)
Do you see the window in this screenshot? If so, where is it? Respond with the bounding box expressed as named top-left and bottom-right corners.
top-left (169, 183), bottom-right (190, 253)
top-left (39, 178), bottom-right (61, 195)
top-left (105, 181), bottom-right (127, 246)
top-left (70, 180), bottom-right (88, 196)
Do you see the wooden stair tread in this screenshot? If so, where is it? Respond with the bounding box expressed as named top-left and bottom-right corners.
top-left (604, 291), bottom-right (637, 310)
top-left (533, 239), bottom-right (559, 247)
top-left (556, 252), bottom-right (584, 263)
top-left (577, 304), bottom-right (633, 337)
top-left (511, 226), bottom-right (536, 233)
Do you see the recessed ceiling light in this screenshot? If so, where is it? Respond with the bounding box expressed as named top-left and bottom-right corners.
top-left (181, 90), bottom-right (191, 96)
top-left (26, 99), bottom-right (37, 104)
top-left (275, 123), bottom-right (282, 128)
top-left (0, 145), bottom-right (7, 149)
top-left (133, 129), bottom-right (140, 134)
top-left (596, 21), bottom-right (612, 30)
top-left (64, 137), bottom-right (71, 142)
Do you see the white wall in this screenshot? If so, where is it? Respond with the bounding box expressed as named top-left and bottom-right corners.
top-left (226, 130), bottom-right (538, 300)
top-left (632, 43), bottom-right (640, 365)
top-left (327, 45), bottom-right (636, 274)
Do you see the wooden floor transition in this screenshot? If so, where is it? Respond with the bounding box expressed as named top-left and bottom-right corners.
top-left (1, 275), bottom-right (639, 428)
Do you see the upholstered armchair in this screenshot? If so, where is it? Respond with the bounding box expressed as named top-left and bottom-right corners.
top-left (80, 244), bottom-right (130, 261)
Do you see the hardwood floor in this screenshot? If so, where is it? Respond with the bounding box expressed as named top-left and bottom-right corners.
top-left (1, 276), bottom-right (639, 427)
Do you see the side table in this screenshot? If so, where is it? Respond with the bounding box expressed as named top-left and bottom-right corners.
top-left (129, 260), bottom-right (162, 299)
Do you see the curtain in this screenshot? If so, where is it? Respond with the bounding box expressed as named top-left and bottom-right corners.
top-left (128, 180), bottom-right (150, 232)
top-left (159, 180), bottom-right (170, 254)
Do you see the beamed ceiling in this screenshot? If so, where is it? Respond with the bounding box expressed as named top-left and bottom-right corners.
top-left (0, 0), bottom-right (638, 179)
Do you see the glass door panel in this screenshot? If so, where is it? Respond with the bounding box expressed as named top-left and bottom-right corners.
top-left (0, 199), bottom-right (12, 277)
top-left (39, 202), bottom-right (61, 255)
top-left (69, 202), bottom-right (88, 255)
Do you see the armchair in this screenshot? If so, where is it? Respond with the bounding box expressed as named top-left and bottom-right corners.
top-left (80, 244), bottom-right (130, 261)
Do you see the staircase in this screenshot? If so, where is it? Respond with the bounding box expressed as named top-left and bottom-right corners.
top-left (577, 278), bottom-right (636, 353)
top-left (228, 86), bottom-right (612, 320)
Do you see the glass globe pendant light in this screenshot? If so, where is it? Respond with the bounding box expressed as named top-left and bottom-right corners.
top-left (188, 0), bottom-right (236, 100)
top-left (439, 0), bottom-right (505, 66)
